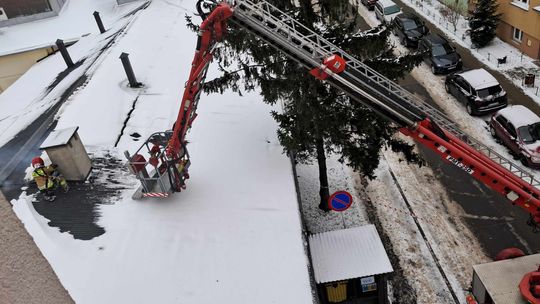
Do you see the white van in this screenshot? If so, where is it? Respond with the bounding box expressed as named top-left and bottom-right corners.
top-left (374, 0), bottom-right (401, 24)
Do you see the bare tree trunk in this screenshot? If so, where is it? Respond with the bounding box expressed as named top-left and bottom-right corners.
top-left (315, 135), bottom-right (330, 211)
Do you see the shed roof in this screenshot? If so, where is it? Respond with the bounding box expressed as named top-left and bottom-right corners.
top-left (40, 127), bottom-right (78, 149)
top-left (473, 254), bottom-right (540, 304)
top-left (459, 68), bottom-right (499, 90)
top-left (309, 225), bottom-right (393, 284)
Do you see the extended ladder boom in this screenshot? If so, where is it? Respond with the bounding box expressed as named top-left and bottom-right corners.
top-left (228, 0), bottom-right (540, 227)
top-left (127, 0), bottom-right (540, 228)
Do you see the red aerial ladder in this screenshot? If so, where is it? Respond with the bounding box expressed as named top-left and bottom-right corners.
top-left (125, 0), bottom-right (540, 237)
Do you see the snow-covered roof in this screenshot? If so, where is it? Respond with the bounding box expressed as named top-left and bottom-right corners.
top-left (39, 127), bottom-right (78, 149)
top-left (473, 254), bottom-right (540, 304)
top-left (0, 0), bottom-right (144, 56)
top-left (497, 105), bottom-right (540, 128)
top-left (309, 225), bottom-right (393, 284)
top-left (4, 1), bottom-right (314, 303)
top-left (459, 68), bottom-right (500, 90)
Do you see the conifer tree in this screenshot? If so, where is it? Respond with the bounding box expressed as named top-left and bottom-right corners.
top-left (191, 0), bottom-right (424, 210)
top-left (468, 0), bottom-right (501, 47)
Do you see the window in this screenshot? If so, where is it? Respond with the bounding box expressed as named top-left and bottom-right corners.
top-left (513, 27), bottom-right (523, 42)
top-left (507, 122), bottom-right (518, 138)
top-left (518, 126), bottom-right (535, 143)
top-left (510, 0), bottom-right (529, 10)
top-left (477, 85), bottom-right (502, 98)
top-left (496, 115), bottom-right (508, 127)
top-left (455, 76), bottom-right (470, 92)
top-left (0, 0), bottom-right (52, 19)
top-left (432, 43), bottom-right (454, 57)
top-left (402, 19), bottom-right (421, 30)
top-left (384, 5), bottom-right (400, 15)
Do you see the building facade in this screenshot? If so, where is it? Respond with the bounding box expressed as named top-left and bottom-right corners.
top-left (0, 0), bottom-right (67, 27)
top-left (495, 0), bottom-right (540, 59)
top-left (0, 46), bottom-right (55, 94)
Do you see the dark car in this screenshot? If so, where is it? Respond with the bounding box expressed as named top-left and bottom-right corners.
top-left (445, 68), bottom-right (507, 115)
top-left (490, 105), bottom-right (540, 168)
top-left (418, 34), bottom-right (462, 74)
top-left (361, 0), bottom-right (378, 10)
top-left (444, 69), bottom-right (508, 115)
top-left (391, 13), bottom-right (429, 47)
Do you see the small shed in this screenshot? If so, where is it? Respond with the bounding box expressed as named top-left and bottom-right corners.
top-left (309, 225), bottom-right (393, 304)
top-left (471, 254), bottom-right (540, 304)
top-left (39, 127), bottom-right (91, 181)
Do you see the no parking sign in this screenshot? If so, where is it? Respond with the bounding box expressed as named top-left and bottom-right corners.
top-left (328, 191), bottom-right (353, 212)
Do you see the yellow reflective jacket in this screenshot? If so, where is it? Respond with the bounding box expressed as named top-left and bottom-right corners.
top-left (32, 166), bottom-right (55, 190)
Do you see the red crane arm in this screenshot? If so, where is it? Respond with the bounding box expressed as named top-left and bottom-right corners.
top-left (402, 120), bottom-right (540, 218)
top-left (167, 3), bottom-right (234, 158)
top-left (132, 0), bottom-right (540, 228)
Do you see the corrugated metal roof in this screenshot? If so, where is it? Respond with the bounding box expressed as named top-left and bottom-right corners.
top-left (473, 253), bottom-right (540, 304)
top-left (309, 225), bottom-right (393, 284)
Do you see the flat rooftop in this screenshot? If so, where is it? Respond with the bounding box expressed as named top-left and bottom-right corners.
top-left (473, 253), bottom-right (540, 304)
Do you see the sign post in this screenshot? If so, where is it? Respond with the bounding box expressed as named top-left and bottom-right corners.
top-left (328, 191), bottom-right (353, 212)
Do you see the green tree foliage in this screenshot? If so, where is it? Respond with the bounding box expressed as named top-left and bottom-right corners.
top-left (468, 0), bottom-right (501, 47)
top-left (191, 0), bottom-right (424, 210)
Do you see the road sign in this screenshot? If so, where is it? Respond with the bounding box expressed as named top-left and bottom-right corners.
top-left (328, 191), bottom-right (353, 211)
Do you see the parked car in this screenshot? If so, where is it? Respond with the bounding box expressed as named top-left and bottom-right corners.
top-left (374, 0), bottom-right (401, 24)
top-left (490, 105), bottom-right (540, 168)
top-left (445, 68), bottom-right (507, 115)
top-left (391, 13), bottom-right (429, 47)
top-left (361, 0), bottom-right (378, 10)
top-left (418, 33), bottom-right (462, 74)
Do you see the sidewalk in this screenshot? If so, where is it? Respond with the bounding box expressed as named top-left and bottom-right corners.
top-left (0, 191), bottom-right (73, 304)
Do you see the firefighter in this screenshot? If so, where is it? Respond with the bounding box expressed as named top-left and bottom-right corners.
top-left (31, 157), bottom-right (69, 201)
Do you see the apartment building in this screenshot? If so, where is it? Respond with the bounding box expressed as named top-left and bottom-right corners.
top-left (496, 0), bottom-right (540, 59)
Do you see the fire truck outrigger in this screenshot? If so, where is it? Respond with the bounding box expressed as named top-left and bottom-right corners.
top-left (125, 0), bottom-right (540, 231)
